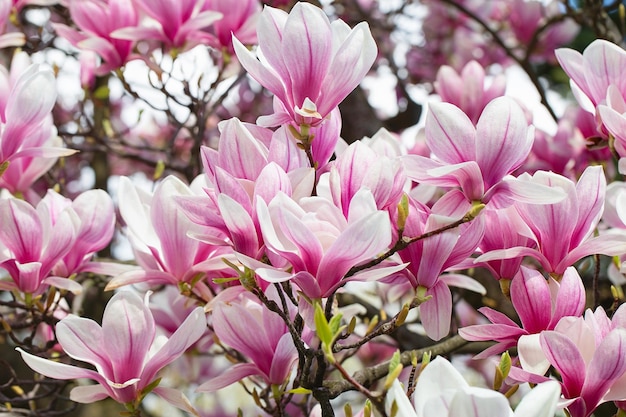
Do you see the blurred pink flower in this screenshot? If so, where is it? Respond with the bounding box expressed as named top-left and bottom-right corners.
top-left (53, 0), bottom-right (139, 74)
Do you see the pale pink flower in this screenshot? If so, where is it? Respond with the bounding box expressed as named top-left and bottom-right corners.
top-left (233, 2), bottom-right (377, 127)
top-left (18, 290), bottom-right (206, 408)
top-left (250, 189), bottom-right (400, 299)
top-left (0, 63), bottom-right (75, 176)
top-left (41, 189), bottom-right (116, 278)
top-left (176, 119), bottom-right (314, 263)
top-left (384, 191), bottom-right (485, 340)
top-left (107, 176), bottom-right (233, 299)
top-left (322, 139), bottom-right (405, 219)
top-left (472, 206), bottom-right (535, 281)
top-left (459, 266), bottom-right (585, 359)
top-left (435, 60), bottom-right (506, 124)
top-left (556, 39), bottom-right (626, 114)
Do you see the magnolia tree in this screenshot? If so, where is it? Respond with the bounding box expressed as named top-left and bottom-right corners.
top-left (2, 0), bottom-right (626, 416)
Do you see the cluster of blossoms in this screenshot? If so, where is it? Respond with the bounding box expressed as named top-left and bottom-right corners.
top-left (3, 1), bottom-right (626, 417)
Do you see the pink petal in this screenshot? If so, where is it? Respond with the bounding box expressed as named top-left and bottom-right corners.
top-left (196, 363), bottom-right (261, 392)
top-left (420, 281), bottom-right (452, 341)
top-left (476, 97), bottom-right (531, 188)
top-left (511, 267), bottom-right (551, 333)
top-left (540, 331), bottom-right (586, 398)
top-left (580, 329), bottom-right (626, 410)
top-left (425, 101), bottom-right (476, 164)
top-left (142, 306), bottom-right (206, 384)
top-left (101, 291), bottom-right (155, 383)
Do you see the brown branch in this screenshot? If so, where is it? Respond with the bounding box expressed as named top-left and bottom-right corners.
top-left (324, 335), bottom-right (469, 398)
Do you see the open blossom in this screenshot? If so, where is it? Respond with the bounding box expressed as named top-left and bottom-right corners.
top-left (107, 176), bottom-right (233, 299)
top-left (476, 166), bottom-right (626, 275)
top-left (513, 305), bottom-right (626, 417)
top-left (384, 356), bottom-right (561, 417)
top-left (202, 0), bottom-right (260, 51)
top-left (249, 189), bottom-right (401, 299)
top-left (233, 2), bottom-right (377, 127)
top-left (320, 139), bottom-right (406, 219)
top-left (459, 266), bottom-right (585, 359)
top-left (402, 97), bottom-right (561, 205)
top-left (18, 290), bottom-right (206, 408)
top-left (385, 191), bottom-right (485, 340)
top-left (42, 189), bottom-right (116, 278)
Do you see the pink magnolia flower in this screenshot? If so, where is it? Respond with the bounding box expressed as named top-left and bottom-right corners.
top-left (597, 86), bottom-right (626, 173)
top-left (385, 356), bottom-right (561, 417)
top-left (0, 0), bottom-right (25, 48)
top-left (250, 189), bottom-right (400, 299)
top-left (459, 266), bottom-right (585, 359)
top-left (41, 189), bottom-right (116, 278)
top-left (435, 60), bottom-right (506, 124)
top-left (18, 290), bottom-right (207, 408)
top-left (514, 305), bottom-right (626, 417)
top-left (202, 0), bottom-right (260, 52)
top-left (114, 0), bottom-right (222, 52)
top-left (197, 286), bottom-right (299, 392)
top-left (53, 0), bottom-right (139, 75)
top-left (508, 0), bottom-right (578, 63)
top-left (477, 166), bottom-right (626, 275)
top-left (233, 2), bottom-right (377, 127)
top-left (0, 195), bottom-right (79, 295)
top-left (402, 97), bottom-right (559, 205)
top-left (107, 176), bottom-right (233, 299)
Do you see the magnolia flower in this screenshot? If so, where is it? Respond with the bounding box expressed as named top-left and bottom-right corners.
top-left (459, 266), bottom-right (585, 359)
top-left (202, 0), bottom-right (260, 52)
top-left (107, 176), bottom-right (233, 299)
top-left (555, 39), bottom-right (626, 115)
top-left (384, 356), bottom-right (561, 417)
top-left (53, 0), bottom-right (139, 75)
top-left (18, 290), bottom-right (206, 410)
top-left (0, 63), bottom-right (75, 176)
top-left (250, 189), bottom-right (401, 299)
top-left (0, 196), bottom-right (79, 295)
top-left (233, 2), bottom-right (377, 127)
top-left (513, 305), bottom-right (626, 417)
top-left (402, 97), bottom-right (561, 205)
top-left (113, 0), bottom-right (222, 52)
top-left (476, 166), bottom-right (626, 275)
